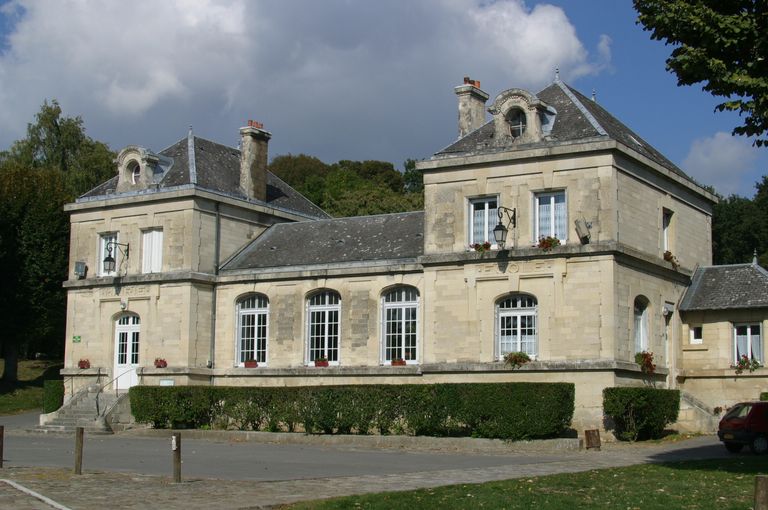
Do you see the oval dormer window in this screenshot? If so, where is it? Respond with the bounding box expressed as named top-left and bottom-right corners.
top-left (128, 161), bottom-right (141, 185)
top-left (506, 108), bottom-right (527, 139)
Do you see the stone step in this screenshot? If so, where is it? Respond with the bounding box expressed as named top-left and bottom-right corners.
top-left (31, 425), bottom-right (113, 435)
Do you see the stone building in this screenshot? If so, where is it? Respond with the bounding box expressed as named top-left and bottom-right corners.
top-left (58, 77), bottom-right (766, 432)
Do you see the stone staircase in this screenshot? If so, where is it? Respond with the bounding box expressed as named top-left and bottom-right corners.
top-left (36, 386), bottom-right (131, 434)
top-left (674, 391), bottom-right (721, 433)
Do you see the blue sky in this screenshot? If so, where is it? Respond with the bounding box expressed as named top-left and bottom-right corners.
top-left (0, 0), bottom-right (764, 197)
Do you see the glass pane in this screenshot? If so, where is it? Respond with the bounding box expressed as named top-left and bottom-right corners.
top-left (553, 193), bottom-right (566, 239)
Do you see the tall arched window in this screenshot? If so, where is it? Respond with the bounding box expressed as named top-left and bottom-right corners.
top-left (307, 290), bottom-right (341, 364)
top-left (236, 294), bottom-right (269, 365)
top-left (382, 286), bottom-right (419, 364)
top-left (634, 296), bottom-right (650, 352)
top-left (496, 294), bottom-right (537, 359)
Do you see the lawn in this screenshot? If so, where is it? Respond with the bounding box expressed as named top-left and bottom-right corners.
top-left (282, 457), bottom-right (765, 510)
top-left (0, 359), bottom-right (62, 415)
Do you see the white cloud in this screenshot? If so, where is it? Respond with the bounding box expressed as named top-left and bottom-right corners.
top-left (682, 132), bottom-right (760, 197)
top-left (0, 0), bottom-right (612, 166)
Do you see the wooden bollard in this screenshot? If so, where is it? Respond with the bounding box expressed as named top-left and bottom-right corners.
top-left (0, 425), bottom-right (4, 468)
top-left (172, 432), bottom-right (181, 483)
top-left (74, 427), bottom-right (84, 475)
top-left (584, 429), bottom-right (601, 450)
top-left (756, 475), bottom-right (768, 510)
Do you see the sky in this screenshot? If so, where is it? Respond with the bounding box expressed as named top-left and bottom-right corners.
top-left (0, 0), bottom-right (765, 198)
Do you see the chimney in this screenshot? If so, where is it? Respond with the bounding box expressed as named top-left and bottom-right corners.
top-left (239, 120), bottom-right (271, 201)
top-left (454, 76), bottom-right (489, 138)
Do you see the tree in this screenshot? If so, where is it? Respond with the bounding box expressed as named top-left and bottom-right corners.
top-left (268, 154), bottom-right (424, 218)
top-left (711, 176), bottom-right (768, 267)
top-left (634, 1), bottom-right (768, 145)
top-left (0, 100), bottom-right (115, 381)
top-left (403, 158), bottom-right (424, 193)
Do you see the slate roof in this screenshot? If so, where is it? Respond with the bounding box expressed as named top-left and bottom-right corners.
top-left (435, 80), bottom-right (694, 183)
top-left (222, 211), bottom-right (424, 271)
top-left (679, 262), bottom-right (768, 311)
top-left (79, 133), bottom-right (329, 220)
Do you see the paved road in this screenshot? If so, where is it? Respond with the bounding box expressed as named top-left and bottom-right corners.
top-left (0, 413), bottom-right (735, 509)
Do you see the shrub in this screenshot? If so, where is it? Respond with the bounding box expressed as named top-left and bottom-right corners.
top-left (43, 379), bottom-right (64, 413)
top-left (603, 387), bottom-right (680, 441)
top-left (129, 382), bottom-right (575, 440)
top-left (760, 392), bottom-right (768, 402)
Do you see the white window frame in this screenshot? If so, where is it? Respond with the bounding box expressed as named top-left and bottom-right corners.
top-left (495, 294), bottom-right (538, 360)
top-left (534, 190), bottom-right (567, 242)
top-left (662, 209), bottom-right (673, 252)
top-left (381, 286), bottom-right (419, 365)
top-left (99, 232), bottom-right (118, 276)
top-left (634, 297), bottom-right (650, 353)
top-left (690, 325), bottom-right (703, 345)
top-left (236, 294), bottom-right (269, 366)
top-left (733, 323), bottom-right (763, 364)
top-left (468, 196), bottom-right (499, 247)
top-left (141, 228), bottom-right (163, 274)
top-left (306, 291), bottom-right (341, 365)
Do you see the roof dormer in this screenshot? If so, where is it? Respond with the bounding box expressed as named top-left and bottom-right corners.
top-left (115, 146), bottom-right (172, 193)
top-left (488, 88), bottom-right (556, 146)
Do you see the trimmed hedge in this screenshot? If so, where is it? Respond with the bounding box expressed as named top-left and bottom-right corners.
top-left (760, 392), bottom-right (768, 402)
top-left (43, 379), bottom-right (64, 413)
top-left (603, 387), bottom-right (680, 441)
top-left (129, 382), bottom-right (575, 440)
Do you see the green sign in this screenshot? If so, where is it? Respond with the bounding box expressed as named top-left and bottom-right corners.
top-left (72, 335), bottom-right (81, 343)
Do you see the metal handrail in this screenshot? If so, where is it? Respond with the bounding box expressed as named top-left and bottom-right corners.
top-left (94, 368), bottom-right (137, 417)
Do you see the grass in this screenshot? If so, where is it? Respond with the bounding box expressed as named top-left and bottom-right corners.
top-left (0, 359), bottom-right (63, 415)
top-left (281, 457), bottom-right (766, 510)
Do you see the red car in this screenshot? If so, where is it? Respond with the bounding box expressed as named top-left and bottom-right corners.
top-left (718, 401), bottom-right (768, 454)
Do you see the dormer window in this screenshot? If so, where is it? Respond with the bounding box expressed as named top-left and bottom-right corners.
top-left (506, 108), bottom-right (527, 138)
top-left (129, 161), bottom-right (141, 185)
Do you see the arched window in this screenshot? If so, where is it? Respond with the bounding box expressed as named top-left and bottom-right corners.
top-left (236, 294), bottom-right (269, 365)
top-left (128, 160), bottom-right (141, 185)
top-left (634, 296), bottom-right (650, 352)
top-left (496, 294), bottom-right (537, 359)
top-left (506, 108), bottom-right (527, 138)
top-left (307, 290), bottom-right (341, 364)
top-left (382, 286), bottom-right (419, 364)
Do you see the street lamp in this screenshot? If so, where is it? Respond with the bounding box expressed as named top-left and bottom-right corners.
top-left (493, 207), bottom-right (517, 249)
top-left (103, 241), bottom-right (130, 273)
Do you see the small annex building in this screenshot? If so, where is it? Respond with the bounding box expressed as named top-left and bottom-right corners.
top-left (59, 77), bottom-right (766, 432)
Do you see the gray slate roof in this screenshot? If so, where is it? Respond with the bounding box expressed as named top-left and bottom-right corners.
top-left (80, 134), bottom-right (329, 220)
top-left (679, 262), bottom-right (768, 311)
top-left (222, 211), bottom-right (424, 271)
top-left (436, 80), bottom-right (693, 183)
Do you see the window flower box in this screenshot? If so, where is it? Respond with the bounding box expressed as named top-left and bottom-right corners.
top-left (77, 359), bottom-right (90, 369)
top-left (244, 359), bottom-right (259, 368)
top-left (314, 358), bottom-right (329, 367)
top-left (154, 358), bottom-right (168, 368)
top-left (391, 358), bottom-right (407, 366)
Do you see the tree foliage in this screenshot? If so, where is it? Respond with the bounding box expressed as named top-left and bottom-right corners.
top-left (634, 1), bottom-right (768, 145)
top-left (0, 100), bottom-right (115, 380)
top-left (269, 154), bottom-right (423, 217)
top-left (712, 176), bottom-right (768, 267)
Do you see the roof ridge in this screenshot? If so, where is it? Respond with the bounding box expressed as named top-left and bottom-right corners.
top-left (555, 81), bottom-right (607, 136)
top-left (266, 171), bottom-right (331, 219)
top-left (187, 128), bottom-right (197, 185)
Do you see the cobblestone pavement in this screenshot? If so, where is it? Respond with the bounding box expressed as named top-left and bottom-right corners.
top-left (0, 435), bottom-right (731, 510)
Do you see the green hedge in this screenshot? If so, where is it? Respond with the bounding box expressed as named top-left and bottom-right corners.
top-left (760, 392), bottom-right (768, 402)
top-left (603, 387), bottom-right (680, 441)
top-left (43, 379), bottom-right (64, 413)
top-left (130, 383), bottom-right (575, 440)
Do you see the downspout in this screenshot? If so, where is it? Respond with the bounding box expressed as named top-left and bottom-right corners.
top-left (209, 202), bottom-right (221, 384)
